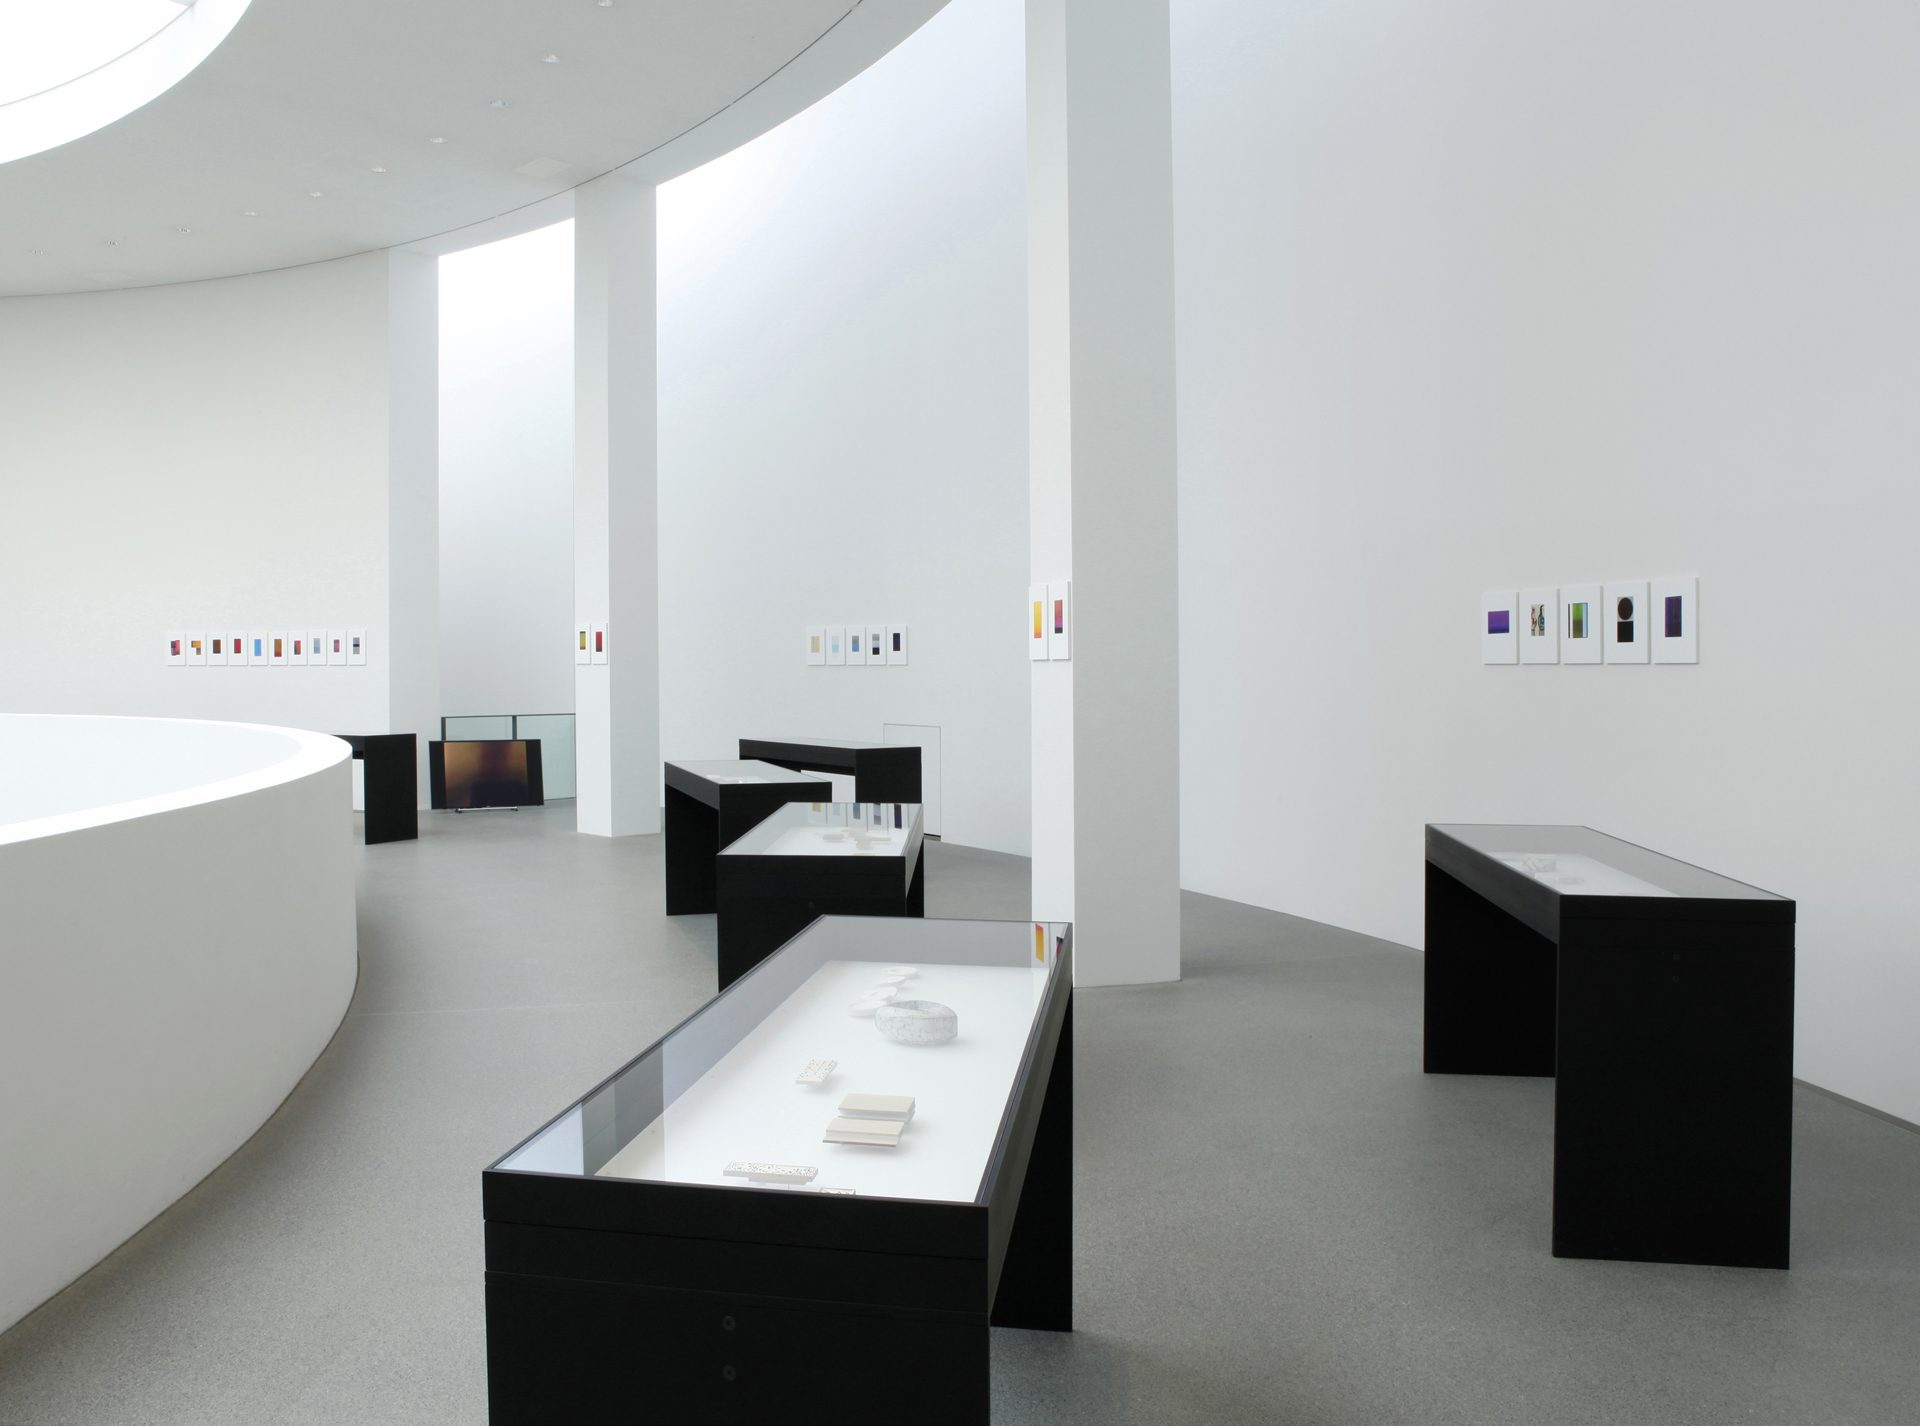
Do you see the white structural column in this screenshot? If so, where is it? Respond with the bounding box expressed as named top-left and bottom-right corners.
top-left (1027, 0), bottom-right (1181, 986)
top-left (574, 175), bottom-right (661, 837)
top-left (386, 249), bottom-right (440, 803)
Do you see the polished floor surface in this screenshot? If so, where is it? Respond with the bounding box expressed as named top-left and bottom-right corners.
top-left (1, 803), bottom-right (1917, 1424)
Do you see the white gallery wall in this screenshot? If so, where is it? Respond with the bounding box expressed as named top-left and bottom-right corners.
top-left (438, 220), bottom-right (577, 719)
top-left (0, 253), bottom-right (410, 734)
top-left (1171, 0), bottom-right (1920, 1121)
top-left (657, 0), bottom-right (1031, 856)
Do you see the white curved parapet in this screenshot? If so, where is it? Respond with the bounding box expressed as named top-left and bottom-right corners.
top-left (0, 715), bottom-right (357, 1333)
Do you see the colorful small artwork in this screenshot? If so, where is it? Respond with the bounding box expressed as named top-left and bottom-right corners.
top-left (1487, 610), bottom-right (1509, 635)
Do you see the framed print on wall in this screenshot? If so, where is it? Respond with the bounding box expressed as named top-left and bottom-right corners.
top-left (1651, 574), bottom-right (1699, 664)
top-left (1519, 587), bottom-right (1559, 665)
top-left (866, 625), bottom-right (887, 667)
top-left (165, 632), bottom-right (186, 667)
top-left (186, 633), bottom-right (207, 667)
top-left (327, 630), bottom-right (347, 667)
top-left (1480, 591), bottom-right (1517, 664)
top-left (1047, 580), bottom-right (1070, 661)
top-left (1561, 583), bottom-right (1602, 664)
top-left (886, 623), bottom-right (908, 665)
top-left (250, 632), bottom-right (269, 667)
top-left (269, 631), bottom-right (289, 666)
top-left (805, 627), bottom-right (826, 666)
top-left (1603, 581), bottom-right (1649, 664)
top-left (349, 629), bottom-right (368, 666)
top-left (209, 634), bottom-right (227, 667)
top-left (827, 625), bottom-right (847, 666)
top-left (847, 627), bottom-right (867, 665)
top-left (230, 631), bottom-right (250, 666)
top-left (574, 619), bottom-right (591, 665)
top-left (589, 622), bottom-right (607, 666)
top-left (289, 633), bottom-right (307, 666)
top-left (308, 630), bottom-right (327, 669)
top-left (1028, 584), bottom-right (1049, 661)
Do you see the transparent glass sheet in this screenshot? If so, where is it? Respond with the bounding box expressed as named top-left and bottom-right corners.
top-left (496, 917), bottom-right (1069, 1204)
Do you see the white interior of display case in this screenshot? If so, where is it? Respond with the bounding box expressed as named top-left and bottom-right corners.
top-left (597, 958), bottom-right (1049, 1202)
top-left (1492, 852), bottom-right (1676, 898)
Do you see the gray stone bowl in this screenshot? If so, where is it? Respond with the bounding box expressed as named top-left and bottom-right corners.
top-left (874, 999), bottom-right (958, 1046)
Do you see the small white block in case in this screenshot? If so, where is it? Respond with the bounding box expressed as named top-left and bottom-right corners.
top-left (837, 1093), bottom-right (915, 1123)
top-left (796, 1059), bottom-right (837, 1086)
top-left (823, 1118), bottom-right (906, 1148)
top-left (723, 1162), bottom-right (819, 1186)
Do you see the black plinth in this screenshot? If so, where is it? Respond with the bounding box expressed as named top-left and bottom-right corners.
top-left (336, 733), bottom-right (417, 845)
top-left (663, 760), bottom-right (829, 916)
top-left (738, 737), bottom-right (922, 804)
top-left (1424, 823), bottom-right (1795, 1269)
top-left (715, 804), bottom-right (927, 991)
top-left (482, 917), bottom-right (1074, 1426)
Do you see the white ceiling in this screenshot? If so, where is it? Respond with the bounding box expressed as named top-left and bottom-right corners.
top-left (0, 0), bottom-right (943, 297)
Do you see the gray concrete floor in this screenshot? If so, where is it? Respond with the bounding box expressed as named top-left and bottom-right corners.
top-left (1, 802), bottom-right (1916, 1424)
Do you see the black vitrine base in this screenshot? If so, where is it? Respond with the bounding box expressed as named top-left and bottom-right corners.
top-left (1423, 825), bottom-right (1795, 1270)
top-left (663, 764), bottom-right (826, 916)
top-left (482, 927), bottom-right (1073, 1426)
top-left (716, 854), bottom-right (926, 992)
top-left (337, 733), bottom-right (417, 845)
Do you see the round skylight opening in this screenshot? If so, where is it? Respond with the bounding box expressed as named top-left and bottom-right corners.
top-left (0, 0), bottom-right (254, 165)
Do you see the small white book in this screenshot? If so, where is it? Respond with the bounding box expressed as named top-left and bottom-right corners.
top-left (723, 1161), bottom-right (818, 1186)
top-left (837, 1094), bottom-right (915, 1123)
top-left (823, 1118), bottom-right (905, 1148)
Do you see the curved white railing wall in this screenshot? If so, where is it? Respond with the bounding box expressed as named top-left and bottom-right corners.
top-left (0, 715), bottom-right (357, 1333)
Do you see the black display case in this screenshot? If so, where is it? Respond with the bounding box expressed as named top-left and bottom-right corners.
top-left (738, 737), bottom-right (922, 804)
top-left (715, 801), bottom-right (926, 991)
top-left (1423, 823), bottom-right (1795, 1268)
top-left (483, 915), bottom-right (1074, 1425)
top-left (663, 760), bottom-right (828, 916)
top-left (335, 733), bottom-right (417, 845)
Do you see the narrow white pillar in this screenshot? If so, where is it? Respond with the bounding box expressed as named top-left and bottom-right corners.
top-left (1027, 0), bottom-right (1181, 986)
top-left (386, 249), bottom-right (440, 806)
top-left (574, 175), bottom-right (660, 837)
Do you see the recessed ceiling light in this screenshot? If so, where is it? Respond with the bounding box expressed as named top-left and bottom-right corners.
top-left (104, 239), bottom-right (120, 247)
top-left (597, 1), bottom-right (612, 8)
top-left (308, 190), bottom-right (324, 197)
top-left (177, 226), bottom-right (192, 234)
top-left (489, 98), bottom-right (509, 108)
top-left (241, 209), bottom-right (258, 217)
top-left (370, 165), bottom-right (389, 173)
top-left (542, 53), bottom-right (560, 64)
top-left (428, 135), bottom-right (447, 144)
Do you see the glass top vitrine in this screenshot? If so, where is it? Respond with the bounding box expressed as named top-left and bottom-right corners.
top-left (736, 738), bottom-right (923, 803)
top-left (1428, 824), bottom-right (1789, 904)
top-left (719, 801), bottom-right (922, 860)
top-left (493, 915), bottom-right (1069, 1205)
top-left (666, 757), bottom-right (823, 786)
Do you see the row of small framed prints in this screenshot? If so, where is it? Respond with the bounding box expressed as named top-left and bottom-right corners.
top-left (166, 631), bottom-right (366, 666)
top-left (1027, 580), bottom-right (1070, 661)
top-left (1482, 575), bottom-right (1697, 665)
top-left (807, 625), bottom-right (908, 666)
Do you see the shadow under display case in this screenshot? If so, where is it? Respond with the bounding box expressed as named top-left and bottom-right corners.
top-left (663, 759), bottom-right (828, 915)
top-left (483, 915), bottom-right (1074, 1425)
top-left (1423, 823), bottom-right (1795, 1269)
top-left (714, 801), bottom-right (926, 992)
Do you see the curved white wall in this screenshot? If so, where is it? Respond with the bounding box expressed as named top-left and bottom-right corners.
top-left (1173, 0), bottom-right (1920, 1123)
top-left (0, 716), bottom-right (358, 1333)
top-left (658, 0), bottom-right (1031, 856)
